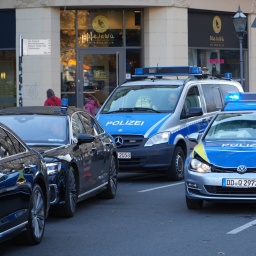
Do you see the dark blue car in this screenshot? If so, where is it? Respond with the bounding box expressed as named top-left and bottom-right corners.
top-left (0, 122), bottom-right (49, 245)
top-left (0, 105), bottom-right (118, 218)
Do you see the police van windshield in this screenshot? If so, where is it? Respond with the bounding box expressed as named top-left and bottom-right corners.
top-left (101, 85), bottom-right (182, 113)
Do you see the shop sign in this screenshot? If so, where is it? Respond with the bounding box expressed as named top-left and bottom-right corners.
top-left (188, 11), bottom-right (248, 49)
top-left (23, 39), bottom-right (51, 55)
top-left (79, 15), bottom-right (122, 47)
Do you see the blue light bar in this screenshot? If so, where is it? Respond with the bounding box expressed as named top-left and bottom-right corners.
top-left (224, 102), bottom-right (256, 111)
top-left (224, 73), bottom-right (232, 79)
top-left (134, 66), bottom-right (202, 77)
top-left (224, 92), bottom-right (256, 103)
top-left (224, 92), bottom-right (241, 102)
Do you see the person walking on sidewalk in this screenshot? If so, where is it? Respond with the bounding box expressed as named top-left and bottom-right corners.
top-left (44, 89), bottom-right (62, 106)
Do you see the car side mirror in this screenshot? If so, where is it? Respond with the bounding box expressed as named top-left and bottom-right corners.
top-left (188, 132), bottom-right (203, 144)
top-left (186, 107), bottom-right (203, 118)
top-left (77, 134), bottom-right (95, 145)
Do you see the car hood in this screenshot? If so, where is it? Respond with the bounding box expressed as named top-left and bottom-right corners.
top-left (97, 113), bottom-right (171, 137)
top-left (30, 145), bottom-right (73, 163)
top-left (192, 140), bottom-right (256, 168)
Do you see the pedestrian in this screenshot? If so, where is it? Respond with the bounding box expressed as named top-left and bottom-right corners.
top-left (44, 89), bottom-right (62, 106)
top-left (84, 94), bottom-right (101, 116)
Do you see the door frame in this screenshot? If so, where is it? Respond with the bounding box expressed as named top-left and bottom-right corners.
top-left (76, 48), bottom-right (125, 108)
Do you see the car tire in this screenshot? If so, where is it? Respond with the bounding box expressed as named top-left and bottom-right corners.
top-left (98, 155), bottom-right (117, 199)
top-left (16, 184), bottom-right (46, 245)
top-left (63, 166), bottom-right (77, 217)
top-left (186, 196), bottom-right (203, 209)
top-left (166, 146), bottom-right (185, 181)
top-left (53, 166), bottom-right (77, 218)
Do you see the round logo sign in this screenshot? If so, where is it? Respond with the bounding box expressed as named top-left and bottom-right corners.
top-left (213, 16), bottom-right (221, 34)
top-left (92, 15), bottom-right (109, 33)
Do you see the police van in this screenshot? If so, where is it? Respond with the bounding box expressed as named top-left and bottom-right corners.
top-left (96, 66), bottom-right (243, 181)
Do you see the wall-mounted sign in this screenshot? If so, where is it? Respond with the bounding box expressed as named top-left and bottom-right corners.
top-left (188, 11), bottom-right (248, 49)
top-left (23, 39), bottom-right (51, 55)
top-left (92, 15), bottom-right (109, 33)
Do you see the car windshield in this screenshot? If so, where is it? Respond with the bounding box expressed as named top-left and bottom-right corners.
top-left (0, 115), bottom-right (68, 146)
top-left (101, 85), bottom-right (182, 113)
top-left (204, 113), bottom-right (256, 140)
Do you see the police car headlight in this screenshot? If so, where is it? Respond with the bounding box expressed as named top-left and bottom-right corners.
top-left (145, 132), bottom-right (170, 147)
top-left (46, 162), bottom-right (62, 176)
top-left (189, 158), bottom-right (211, 173)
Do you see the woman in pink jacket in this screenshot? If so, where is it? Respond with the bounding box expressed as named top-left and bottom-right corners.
top-left (84, 94), bottom-right (101, 116)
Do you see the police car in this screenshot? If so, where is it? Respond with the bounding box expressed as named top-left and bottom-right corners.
top-left (97, 66), bottom-right (243, 181)
top-left (185, 92), bottom-right (256, 209)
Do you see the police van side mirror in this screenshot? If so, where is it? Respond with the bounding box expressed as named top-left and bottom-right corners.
top-left (186, 107), bottom-right (203, 118)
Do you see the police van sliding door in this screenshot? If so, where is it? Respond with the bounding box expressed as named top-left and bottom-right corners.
top-left (77, 49), bottom-right (125, 108)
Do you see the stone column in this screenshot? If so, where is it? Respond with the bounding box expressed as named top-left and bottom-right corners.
top-left (16, 6), bottom-right (60, 106)
top-left (144, 6), bottom-right (188, 67)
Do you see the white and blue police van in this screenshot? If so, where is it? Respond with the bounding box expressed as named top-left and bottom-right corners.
top-left (96, 66), bottom-right (243, 181)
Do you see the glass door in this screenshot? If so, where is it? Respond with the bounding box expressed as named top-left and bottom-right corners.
top-left (76, 49), bottom-right (124, 109)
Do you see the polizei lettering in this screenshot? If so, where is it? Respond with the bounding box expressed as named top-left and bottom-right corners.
top-left (106, 120), bottom-right (144, 126)
top-left (222, 143), bottom-right (256, 147)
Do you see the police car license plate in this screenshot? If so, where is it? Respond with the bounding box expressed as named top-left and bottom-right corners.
top-left (222, 178), bottom-right (256, 187)
top-left (118, 152), bottom-right (131, 159)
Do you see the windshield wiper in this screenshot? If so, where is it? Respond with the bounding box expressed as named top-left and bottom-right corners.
top-left (105, 107), bottom-right (159, 113)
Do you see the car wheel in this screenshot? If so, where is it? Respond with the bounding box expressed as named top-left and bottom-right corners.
top-left (53, 166), bottom-right (77, 218)
top-left (186, 196), bottom-right (203, 209)
top-left (63, 166), bottom-right (77, 217)
top-left (166, 146), bottom-right (185, 181)
top-left (18, 184), bottom-right (46, 245)
top-left (98, 155), bottom-right (117, 199)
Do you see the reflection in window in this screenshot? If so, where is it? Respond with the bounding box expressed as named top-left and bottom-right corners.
top-left (126, 10), bottom-right (142, 46)
top-left (60, 10), bottom-right (76, 48)
top-left (0, 128), bottom-right (17, 158)
top-left (61, 49), bottom-right (77, 106)
top-left (0, 50), bottom-right (16, 109)
top-left (78, 10), bottom-right (123, 48)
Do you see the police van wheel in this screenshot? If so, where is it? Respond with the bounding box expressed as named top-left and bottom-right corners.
top-left (166, 146), bottom-right (185, 181)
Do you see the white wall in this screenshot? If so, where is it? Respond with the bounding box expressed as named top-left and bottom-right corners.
top-left (16, 7), bottom-right (60, 106)
top-left (144, 7), bottom-right (188, 66)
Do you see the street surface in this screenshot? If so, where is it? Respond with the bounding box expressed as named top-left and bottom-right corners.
top-left (1, 172), bottom-right (256, 256)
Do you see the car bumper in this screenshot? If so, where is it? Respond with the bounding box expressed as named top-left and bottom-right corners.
top-left (117, 143), bottom-right (175, 171)
top-left (185, 169), bottom-right (256, 202)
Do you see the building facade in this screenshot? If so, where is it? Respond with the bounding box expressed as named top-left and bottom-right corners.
top-left (0, 0), bottom-right (256, 109)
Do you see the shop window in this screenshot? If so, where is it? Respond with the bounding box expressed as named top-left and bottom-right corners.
top-left (0, 51), bottom-right (16, 109)
top-left (60, 49), bottom-right (76, 106)
top-left (188, 48), bottom-right (240, 80)
top-left (126, 49), bottom-right (142, 76)
top-left (60, 10), bottom-right (76, 48)
top-left (126, 10), bottom-right (142, 46)
top-left (78, 10), bottom-right (123, 47)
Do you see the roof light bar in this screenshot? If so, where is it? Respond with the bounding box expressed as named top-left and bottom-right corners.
top-left (224, 73), bottom-right (232, 79)
top-left (224, 92), bottom-right (241, 102)
top-left (134, 66), bottom-right (202, 77)
top-left (224, 92), bottom-right (256, 103)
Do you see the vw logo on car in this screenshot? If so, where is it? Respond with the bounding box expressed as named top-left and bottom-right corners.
top-left (237, 165), bottom-right (247, 174)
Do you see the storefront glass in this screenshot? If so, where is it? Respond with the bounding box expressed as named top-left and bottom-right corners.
top-left (0, 50), bottom-right (16, 109)
top-left (78, 10), bottom-right (123, 47)
top-left (60, 9), bottom-right (143, 108)
top-left (189, 49), bottom-right (240, 79)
